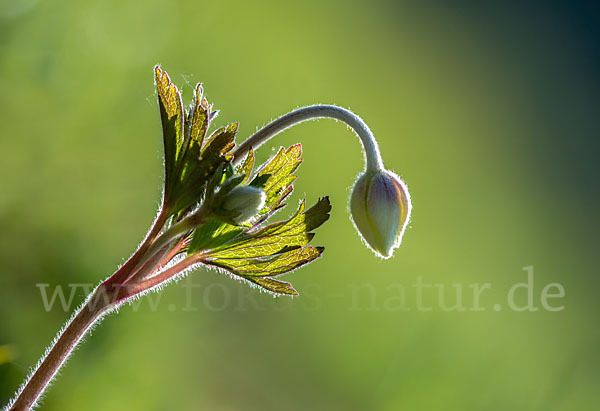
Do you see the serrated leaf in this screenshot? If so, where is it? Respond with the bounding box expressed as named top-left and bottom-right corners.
top-left (210, 245), bottom-right (324, 276)
top-left (252, 196), bottom-right (331, 240)
top-left (177, 84), bottom-right (210, 174)
top-left (249, 173), bottom-right (271, 189)
top-left (247, 277), bottom-right (298, 295)
top-left (152, 70), bottom-right (332, 297)
top-left (171, 123), bottom-right (238, 214)
top-left (155, 66), bottom-right (185, 194)
top-left (188, 219), bottom-right (244, 254)
top-left (203, 122), bottom-right (237, 154)
top-left (250, 144), bottom-right (303, 213)
top-left (154, 68), bottom-right (241, 216)
top-left (202, 197), bottom-right (331, 295)
top-left (187, 84), bottom-right (209, 149)
top-left (208, 197), bottom-right (330, 259)
top-left (192, 123), bottom-right (237, 181)
top-left (236, 147), bottom-right (255, 183)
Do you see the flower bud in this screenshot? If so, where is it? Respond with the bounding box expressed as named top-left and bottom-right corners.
top-left (221, 185), bottom-right (266, 223)
top-left (350, 170), bottom-right (412, 258)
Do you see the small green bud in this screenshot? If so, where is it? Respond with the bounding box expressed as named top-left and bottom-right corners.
top-left (221, 185), bottom-right (266, 223)
top-left (350, 170), bottom-right (412, 258)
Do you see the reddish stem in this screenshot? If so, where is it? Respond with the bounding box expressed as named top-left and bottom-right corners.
top-left (116, 238), bottom-right (188, 302)
top-left (9, 289), bottom-right (114, 411)
top-left (125, 255), bottom-right (203, 298)
top-left (103, 206), bottom-right (169, 289)
top-left (8, 206), bottom-right (174, 410)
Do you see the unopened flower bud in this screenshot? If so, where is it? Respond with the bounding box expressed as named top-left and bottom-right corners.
top-left (350, 170), bottom-right (412, 258)
top-left (221, 186), bottom-right (266, 223)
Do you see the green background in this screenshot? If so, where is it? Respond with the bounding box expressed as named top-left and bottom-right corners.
top-left (1, 0), bottom-right (598, 410)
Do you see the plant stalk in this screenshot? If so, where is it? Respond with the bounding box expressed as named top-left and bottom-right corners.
top-left (8, 288), bottom-right (115, 411)
top-left (7, 208), bottom-right (197, 410)
top-left (232, 104), bottom-right (384, 172)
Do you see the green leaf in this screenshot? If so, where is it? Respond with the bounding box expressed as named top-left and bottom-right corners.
top-left (188, 219), bottom-right (244, 254)
top-left (152, 70), bottom-right (332, 297)
top-left (186, 84), bottom-right (210, 151)
top-left (193, 123), bottom-right (238, 181)
top-left (177, 84), bottom-right (210, 176)
top-left (247, 277), bottom-right (298, 296)
top-left (188, 219), bottom-right (222, 253)
top-left (155, 68), bottom-right (240, 217)
top-left (248, 173), bottom-right (271, 190)
top-left (155, 66), bottom-right (185, 194)
top-left (207, 198), bottom-right (327, 259)
top-left (209, 245), bottom-right (324, 276)
top-left (171, 123), bottom-right (238, 214)
top-left (206, 162), bottom-right (226, 200)
top-left (236, 147), bottom-right (255, 183)
top-left (250, 144), bottom-right (302, 214)
top-left (203, 197), bottom-right (331, 295)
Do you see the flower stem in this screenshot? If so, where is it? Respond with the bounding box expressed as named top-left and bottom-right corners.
top-left (233, 105), bottom-right (384, 172)
top-left (104, 205), bottom-right (170, 287)
top-left (8, 287), bottom-right (115, 411)
top-left (7, 209), bottom-right (201, 410)
top-left (122, 236), bottom-right (188, 291)
top-left (126, 254), bottom-right (203, 297)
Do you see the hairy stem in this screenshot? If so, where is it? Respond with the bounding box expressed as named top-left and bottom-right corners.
top-left (104, 206), bottom-right (170, 287)
top-left (123, 237), bottom-right (188, 289)
top-left (126, 254), bottom-right (203, 297)
top-left (126, 206), bottom-right (206, 281)
top-left (233, 105), bottom-right (384, 172)
top-left (8, 288), bottom-right (115, 411)
top-left (7, 210), bottom-right (197, 410)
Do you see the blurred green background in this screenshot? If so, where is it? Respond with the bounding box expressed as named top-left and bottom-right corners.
top-left (1, 0), bottom-right (599, 410)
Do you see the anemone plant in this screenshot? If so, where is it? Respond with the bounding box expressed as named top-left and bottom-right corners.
top-left (6, 67), bottom-right (412, 411)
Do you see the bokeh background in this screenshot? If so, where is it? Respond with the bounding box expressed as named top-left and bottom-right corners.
top-left (1, 0), bottom-right (599, 410)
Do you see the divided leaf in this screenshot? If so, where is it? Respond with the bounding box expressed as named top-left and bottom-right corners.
top-left (188, 219), bottom-right (244, 255)
top-left (250, 144), bottom-right (302, 214)
top-left (153, 69), bottom-right (331, 296)
top-left (171, 123), bottom-right (238, 212)
top-left (155, 66), bottom-right (185, 194)
top-left (247, 277), bottom-right (299, 296)
top-left (177, 84), bottom-right (210, 175)
top-left (203, 197), bottom-right (331, 295)
top-left (155, 66), bottom-right (238, 216)
top-left (236, 147), bottom-right (255, 183)
top-left (186, 84), bottom-right (210, 150)
top-left (209, 246), bottom-right (324, 277)
top-left (200, 123), bottom-right (238, 169)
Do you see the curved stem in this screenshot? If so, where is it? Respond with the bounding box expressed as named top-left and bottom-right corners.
top-left (7, 217), bottom-right (200, 410)
top-left (8, 288), bottom-right (114, 411)
top-left (233, 105), bottom-right (384, 173)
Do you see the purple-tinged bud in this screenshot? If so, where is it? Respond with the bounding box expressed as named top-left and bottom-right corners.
top-left (350, 170), bottom-right (412, 258)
